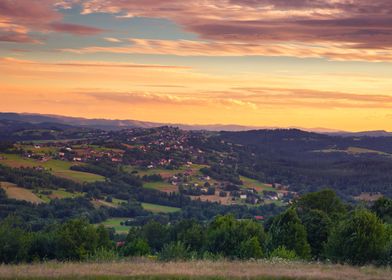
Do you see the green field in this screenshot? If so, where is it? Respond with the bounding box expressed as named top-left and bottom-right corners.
top-left (143, 181), bottom-right (178, 193)
top-left (15, 144), bottom-right (58, 155)
top-left (101, 218), bottom-right (132, 234)
top-left (240, 176), bottom-right (275, 192)
top-left (141, 202), bottom-right (180, 213)
top-left (0, 153), bottom-right (105, 183)
top-left (314, 146), bottom-right (392, 157)
top-left (37, 188), bottom-right (85, 203)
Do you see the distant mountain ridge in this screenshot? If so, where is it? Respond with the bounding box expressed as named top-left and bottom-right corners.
top-left (0, 112), bottom-right (391, 136)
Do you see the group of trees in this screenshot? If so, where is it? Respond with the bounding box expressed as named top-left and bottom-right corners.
top-left (122, 190), bottom-right (392, 265)
top-left (1, 189), bottom-right (391, 265)
top-left (0, 218), bottom-right (112, 263)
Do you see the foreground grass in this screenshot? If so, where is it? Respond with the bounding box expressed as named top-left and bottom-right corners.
top-left (0, 260), bottom-right (391, 280)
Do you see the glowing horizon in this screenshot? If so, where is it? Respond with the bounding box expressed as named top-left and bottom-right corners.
top-left (1, 1), bottom-right (392, 131)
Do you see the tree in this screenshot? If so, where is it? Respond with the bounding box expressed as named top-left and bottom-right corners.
top-left (206, 215), bottom-right (266, 259)
top-left (295, 189), bottom-right (346, 218)
top-left (55, 219), bottom-right (99, 260)
top-left (238, 237), bottom-right (263, 259)
top-left (0, 217), bottom-right (30, 263)
top-left (325, 209), bottom-right (388, 265)
top-left (141, 220), bottom-right (168, 252)
top-left (300, 209), bottom-right (332, 259)
top-left (371, 197), bottom-right (392, 224)
top-left (268, 208), bottom-right (311, 259)
top-left (170, 220), bottom-right (205, 252)
top-left (96, 224), bottom-right (112, 250)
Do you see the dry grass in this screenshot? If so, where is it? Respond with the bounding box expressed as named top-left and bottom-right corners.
top-left (0, 182), bottom-right (43, 204)
top-left (0, 260), bottom-right (391, 280)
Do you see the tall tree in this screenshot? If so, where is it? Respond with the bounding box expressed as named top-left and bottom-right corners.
top-left (268, 208), bottom-right (311, 259)
top-left (325, 209), bottom-right (388, 265)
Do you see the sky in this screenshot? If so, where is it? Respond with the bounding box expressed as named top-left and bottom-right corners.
top-left (1, 0), bottom-right (392, 131)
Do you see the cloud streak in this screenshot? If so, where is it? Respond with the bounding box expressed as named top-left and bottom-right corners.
top-left (61, 38), bottom-right (392, 62)
top-left (79, 87), bottom-right (392, 110)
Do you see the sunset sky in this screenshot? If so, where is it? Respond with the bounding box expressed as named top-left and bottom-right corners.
top-left (1, 0), bottom-right (392, 131)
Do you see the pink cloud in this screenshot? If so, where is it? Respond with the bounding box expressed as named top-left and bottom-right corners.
top-left (0, 0), bottom-right (104, 43)
top-left (79, 0), bottom-right (392, 50)
top-left (50, 22), bottom-right (105, 35)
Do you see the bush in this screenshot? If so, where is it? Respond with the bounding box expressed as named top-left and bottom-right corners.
top-left (122, 238), bottom-right (150, 257)
top-left (158, 241), bottom-right (193, 261)
top-left (269, 246), bottom-right (298, 260)
top-left (86, 247), bottom-right (120, 262)
top-left (238, 236), bottom-right (263, 259)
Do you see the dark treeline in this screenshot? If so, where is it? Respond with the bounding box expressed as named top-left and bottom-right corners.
top-left (0, 190), bottom-right (391, 265)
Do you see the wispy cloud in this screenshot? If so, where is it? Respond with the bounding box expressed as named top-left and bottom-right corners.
top-left (61, 38), bottom-right (392, 62)
top-left (104, 37), bottom-right (122, 43)
top-left (0, 57), bottom-right (190, 69)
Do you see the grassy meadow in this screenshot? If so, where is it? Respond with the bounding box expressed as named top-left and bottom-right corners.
top-left (101, 218), bottom-right (132, 234)
top-left (240, 176), bottom-right (276, 192)
top-left (141, 202), bottom-right (181, 213)
top-left (0, 260), bottom-right (390, 280)
top-left (0, 153), bottom-right (104, 183)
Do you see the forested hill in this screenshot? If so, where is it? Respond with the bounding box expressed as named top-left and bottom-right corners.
top-left (219, 129), bottom-right (392, 198)
top-left (220, 129), bottom-right (392, 155)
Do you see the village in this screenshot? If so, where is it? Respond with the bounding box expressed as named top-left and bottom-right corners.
top-left (0, 126), bottom-right (297, 208)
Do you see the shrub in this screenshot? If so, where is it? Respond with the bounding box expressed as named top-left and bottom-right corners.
top-left (87, 247), bottom-right (120, 262)
top-left (269, 246), bottom-right (298, 260)
top-left (239, 237), bottom-right (264, 259)
top-left (158, 241), bottom-right (193, 261)
top-left (122, 238), bottom-right (150, 257)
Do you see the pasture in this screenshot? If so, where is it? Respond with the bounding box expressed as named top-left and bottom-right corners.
top-left (240, 176), bottom-right (276, 192)
top-left (37, 188), bottom-right (85, 202)
top-left (141, 202), bottom-right (180, 213)
top-left (101, 218), bottom-right (132, 234)
top-left (143, 181), bottom-right (178, 193)
top-left (0, 182), bottom-right (43, 204)
top-left (0, 153), bottom-right (105, 183)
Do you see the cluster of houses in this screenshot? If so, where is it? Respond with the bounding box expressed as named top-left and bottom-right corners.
top-left (121, 127), bottom-right (207, 168)
top-left (58, 145), bottom-right (124, 163)
top-left (17, 142), bottom-right (125, 164)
